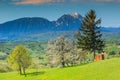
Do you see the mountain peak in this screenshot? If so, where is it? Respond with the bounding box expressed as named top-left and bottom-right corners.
top-left (57, 13), bottom-right (82, 22)
top-left (70, 12), bottom-right (79, 18)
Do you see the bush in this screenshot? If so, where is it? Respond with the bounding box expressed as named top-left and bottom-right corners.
top-left (109, 51), bottom-right (116, 55)
top-left (0, 63), bottom-right (13, 72)
top-left (118, 51), bottom-right (120, 55)
top-left (0, 52), bottom-right (8, 60)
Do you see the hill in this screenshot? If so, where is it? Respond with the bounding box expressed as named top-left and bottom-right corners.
top-left (0, 58), bottom-right (120, 80)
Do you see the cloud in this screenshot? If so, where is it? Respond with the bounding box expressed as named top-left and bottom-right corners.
top-left (13, 0), bottom-right (120, 5)
top-left (71, 0), bottom-right (120, 3)
top-left (95, 0), bottom-right (120, 2)
top-left (15, 0), bottom-right (65, 5)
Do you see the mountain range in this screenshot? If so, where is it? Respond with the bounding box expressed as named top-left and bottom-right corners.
top-left (0, 13), bottom-right (120, 42)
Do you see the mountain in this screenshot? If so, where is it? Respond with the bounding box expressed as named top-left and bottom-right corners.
top-left (55, 13), bottom-right (82, 31)
top-left (0, 17), bottom-right (54, 36)
top-left (0, 13), bottom-right (82, 33)
top-left (0, 13), bottom-right (119, 42)
top-left (101, 27), bottom-right (120, 32)
top-left (0, 13), bottom-right (82, 40)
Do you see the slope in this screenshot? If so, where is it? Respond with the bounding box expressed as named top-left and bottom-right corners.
top-left (0, 58), bottom-right (120, 80)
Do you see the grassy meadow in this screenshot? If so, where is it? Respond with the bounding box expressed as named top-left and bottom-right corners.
top-left (0, 58), bottom-right (120, 80)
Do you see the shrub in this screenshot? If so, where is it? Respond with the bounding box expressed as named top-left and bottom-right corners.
top-left (0, 63), bottom-right (13, 72)
top-left (109, 51), bottom-right (116, 55)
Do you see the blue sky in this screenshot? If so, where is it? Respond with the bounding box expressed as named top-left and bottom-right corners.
top-left (0, 0), bottom-right (120, 27)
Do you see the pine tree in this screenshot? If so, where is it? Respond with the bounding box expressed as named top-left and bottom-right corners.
top-left (76, 10), bottom-right (105, 59)
top-left (8, 45), bottom-right (32, 76)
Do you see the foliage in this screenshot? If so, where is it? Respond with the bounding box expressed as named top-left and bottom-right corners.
top-left (8, 45), bottom-right (32, 76)
top-left (76, 9), bottom-right (105, 58)
top-left (119, 51), bottom-right (120, 55)
top-left (47, 36), bottom-right (75, 67)
top-left (47, 35), bottom-right (93, 67)
top-left (105, 44), bottom-right (120, 59)
top-left (0, 52), bottom-right (8, 60)
top-left (109, 51), bottom-right (116, 55)
top-left (0, 63), bottom-right (12, 72)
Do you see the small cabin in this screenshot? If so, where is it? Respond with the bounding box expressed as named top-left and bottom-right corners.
top-left (94, 53), bottom-right (106, 61)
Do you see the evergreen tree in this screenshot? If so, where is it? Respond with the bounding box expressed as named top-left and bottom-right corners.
top-left (76, 10), bottom-right (105, 59)
top-left (8, 45), bottom-right (32, 76)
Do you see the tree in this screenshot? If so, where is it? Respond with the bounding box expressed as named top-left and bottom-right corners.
top-left (8, 45), bottom-right (32, 76)
top-left (47, 35), bottom-right (74, 67)
top-left (47, 40), bottom-right (60, 67)
top-left (76, 10), bottom-right (105, 59)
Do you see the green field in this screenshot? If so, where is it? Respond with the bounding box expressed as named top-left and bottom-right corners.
top-left (0, 58), bottom-right (120, 80)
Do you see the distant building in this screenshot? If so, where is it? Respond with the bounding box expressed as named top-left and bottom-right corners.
top-left (94, 53), bottom-right (107, 61)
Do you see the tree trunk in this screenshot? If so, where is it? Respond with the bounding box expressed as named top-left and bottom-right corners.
top-left (19, 66), bottom-right (22, 75)
top-left (61, 56), bottom-right (65, 67)
top-left (101, 54), bottom-right (104, 60)
top-left (61, 42), bottom-right (65, 68)
top-left (23, 68), bottom-right (26, 77)
top-left (93, 50), bottom-right (96, 61)
top-left (66, 62), bottom-right (69, 67)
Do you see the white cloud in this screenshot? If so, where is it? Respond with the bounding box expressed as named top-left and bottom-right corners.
top-left (95, 0), bottom-right (120, 2)
top-left (15, 0), bottom-right (65, 5)
top-left (71, 0), bottom-right (120, 3)
top-left (13, 0), bottom-right (120, 5)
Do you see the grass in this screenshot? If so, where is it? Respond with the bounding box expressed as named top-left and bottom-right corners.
top-left (0, 58), bottom-right (120, 80)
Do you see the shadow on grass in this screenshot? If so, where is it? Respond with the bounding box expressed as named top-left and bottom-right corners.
top-left (63, 62), bottom-right (94, 69)
top-left (26, 71), bottom-right (45, 76)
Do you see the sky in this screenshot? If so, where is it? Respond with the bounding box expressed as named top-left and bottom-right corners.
top-left (0, 0), bottom-right (120, 27)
